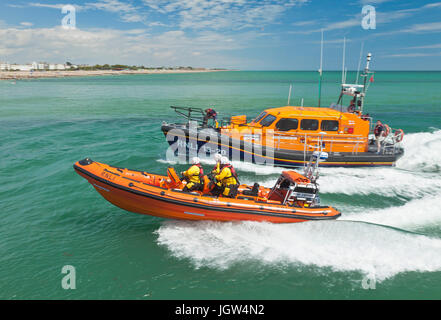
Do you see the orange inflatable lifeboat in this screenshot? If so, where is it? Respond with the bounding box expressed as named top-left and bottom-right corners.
top-left (74, 158), bottom-right (341, 223)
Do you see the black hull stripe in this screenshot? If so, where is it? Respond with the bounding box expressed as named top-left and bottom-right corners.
top-left (74, 165), bottom-right (340, 221)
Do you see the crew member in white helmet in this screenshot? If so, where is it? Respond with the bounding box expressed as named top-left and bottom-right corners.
top-left (211, 153), bottom-right (222, 175)
top-left (209, 153), bottom-right (223, 196)
top-left (215, 157), bottom-right (239, 198)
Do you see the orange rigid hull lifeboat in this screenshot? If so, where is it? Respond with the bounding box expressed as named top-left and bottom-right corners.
top-left (73, 158), bottom-right (341, 223)
top-left (161, 54), bottom-right (404, 167)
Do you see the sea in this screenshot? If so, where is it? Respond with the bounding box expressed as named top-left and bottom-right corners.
top-left (1, 71), bottom-right (441, 299)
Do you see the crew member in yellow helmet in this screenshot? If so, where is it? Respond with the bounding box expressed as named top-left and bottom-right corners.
top-left (215, 157), bottom-right (239, 198)
top-left (181, 157), bottom-right (204, 192)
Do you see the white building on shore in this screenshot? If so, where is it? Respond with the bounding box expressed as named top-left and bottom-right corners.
top-left (0, 62), bottom-right (76, 71)
top-left (0, 62), bottom-right (11, 71)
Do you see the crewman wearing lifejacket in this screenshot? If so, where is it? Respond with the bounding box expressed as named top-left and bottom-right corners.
top-left (181, 157), bottom-right (204, 192)
top-left (211, 153), bottom-right (222, 175)
top-left (215, 157), bottom-right (239, 198)
top-left (374, 120), bottom-right (384, 154)
top-left (209, 153), bottom-right (223, 196)
top-left (203, 107), bottom-right (217, 127)
top-left (348, 99), bottom-right (356, 113)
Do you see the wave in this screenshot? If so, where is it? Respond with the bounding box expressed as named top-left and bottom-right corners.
top-left (157, 130), bottom-right (441, 198)
top-left (318, 167), bottom-right (441, 197)
top-left (318, 130), bottom-right (441, 196)
top-left (155, 219), bottom-right (441, 281)
top-left (241, 130), bottom-right (441, 197)
top-left (396, 129), bottom-right (441, 172)
top-left (239, 167), bottom-right (441, 198)
top-left (342, 194), bottom-right (441, 230)
top-left (154, 130), bottom-right (441, 282)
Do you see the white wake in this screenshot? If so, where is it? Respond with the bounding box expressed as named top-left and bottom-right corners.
top-left (155, 131), bottom-right (441, 281)
top-left (396, 129), bottom-right (441, 172)
top-left (341, 194), bottom-right (441, 229)
top-left (156, 220), bottom-right (441, 281)
top-left (240, 130), bottom-right (441, 198)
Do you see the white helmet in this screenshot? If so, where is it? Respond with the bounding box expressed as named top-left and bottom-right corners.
top-left (214, 153), bottom-right (222, 162)
top-left (220, 156), bottom-right (229, 165)
top-left (191, 157), bottom-right (201, 165)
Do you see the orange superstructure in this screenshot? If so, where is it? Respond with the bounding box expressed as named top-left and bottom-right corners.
top-left (223, 105), bottom-right (371, 154)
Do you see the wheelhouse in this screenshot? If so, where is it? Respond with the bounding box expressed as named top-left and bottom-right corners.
top-left (267, 171), bottom-right (319, 205)
top-left (226, 105), bottom-right (372, 154)
top-left (248, 106), bottom-right (370, 136)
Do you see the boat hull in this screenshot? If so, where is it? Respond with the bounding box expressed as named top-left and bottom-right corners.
top-left (161, 124), bottom-right (404, 168)
top-left (74, 159), bottom-right (340, 223)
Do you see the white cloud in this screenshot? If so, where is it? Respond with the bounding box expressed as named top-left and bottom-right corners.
top-left (28, 3), bottom-right (68, 10)
top-left (0, 26), bottom-right (262, 68)
top-left (142, 0), bottom-right (309, 30)
top-left (7, 4), bottom-right (26, 8)
top-left (85, 0), bottom-right (145, 23)
top-left (28, 1), bottom-right (147, 23)
top-left (359, 0), bottom-right (395, 4)
top-left (291, 1), bottom-right (441, 34)
top-left (421, 2), bottom-right (441, 9)
top-left (147, 21), bottom-right (167, 27)
top-left (404, 21), bottom-right (441, 33)
top-left (289, 17), bottom-right (361, 34)
top-left (375, 21), bottom-right (441, 36)
top-left (382, 52), bottom-right (441, 58)
top-left (311, 38), bottom-right (353, 44)
top-left (24, 0), bottom-right (311, 30)
top-left (409, 43), bottom-right (441, 49)
top-left (20, 22), bottom-right (34, 27)
top-left (291, 20), bottom-right (319, 27)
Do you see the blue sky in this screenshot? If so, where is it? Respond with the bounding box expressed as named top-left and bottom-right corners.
top-left (1, 0), bottom-right (441, 70)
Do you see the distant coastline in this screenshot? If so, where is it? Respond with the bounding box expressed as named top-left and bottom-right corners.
top-left (0, 68), bottom-right (230, 80)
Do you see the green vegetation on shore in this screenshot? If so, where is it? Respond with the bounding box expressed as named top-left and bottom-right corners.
top-left (75, 64), bottom-right (223, 71)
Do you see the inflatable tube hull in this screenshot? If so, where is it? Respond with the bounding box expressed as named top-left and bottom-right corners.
top-left (74, 159), bottom-right (340, 223)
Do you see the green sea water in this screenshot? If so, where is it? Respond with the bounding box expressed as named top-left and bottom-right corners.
top-left (1, 71), bottom-right (441, 299)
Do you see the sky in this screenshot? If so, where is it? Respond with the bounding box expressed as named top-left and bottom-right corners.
top-left (1, 0), bottom-right (441, 70)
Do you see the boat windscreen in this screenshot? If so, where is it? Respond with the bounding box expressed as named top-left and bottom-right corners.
top-left (279, 179), bottom-right (292, 189)
top-left (294, 186), bottom-right (317, 194)
top-left (253, 111), bottom-right (267, 123)
top-left (260, 114), bottom-right (277, 127)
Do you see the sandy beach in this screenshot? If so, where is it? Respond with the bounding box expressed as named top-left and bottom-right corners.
top-left (0, 68), bottom-right (227, 80)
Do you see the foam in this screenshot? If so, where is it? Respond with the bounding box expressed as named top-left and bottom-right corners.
top-left (154, 131), bottom-right (441, 281)
top-left (240, 130), bottom-right (441, 197)
top-left (342, 194), bottom-right (441, 229)
top-left (155, 220), bottom-right (441, 281)
top-left (239, 166), bottom-right (441, 200)
top-left (158, 131), bottom-right (441, 197)
top-left (396, 129), bottom-right (441, 172)
top-left (318, 167), bottom-right (441, 197)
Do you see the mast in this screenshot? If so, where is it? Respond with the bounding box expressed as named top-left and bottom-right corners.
top-left (355, 42), bottom-right (364, 84)
top-left (341, 37), bottom-right (346, 85)
top-left (318, 29), bottom-right (324, 108)
top-left (336, 51), bottom-right (373, 114)
top-left (287, 84), bottom-right (292, 105)
top-left (336, 37), bottom-right (347, 106)
top-left (360, 52), bottom-right (372, 114)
